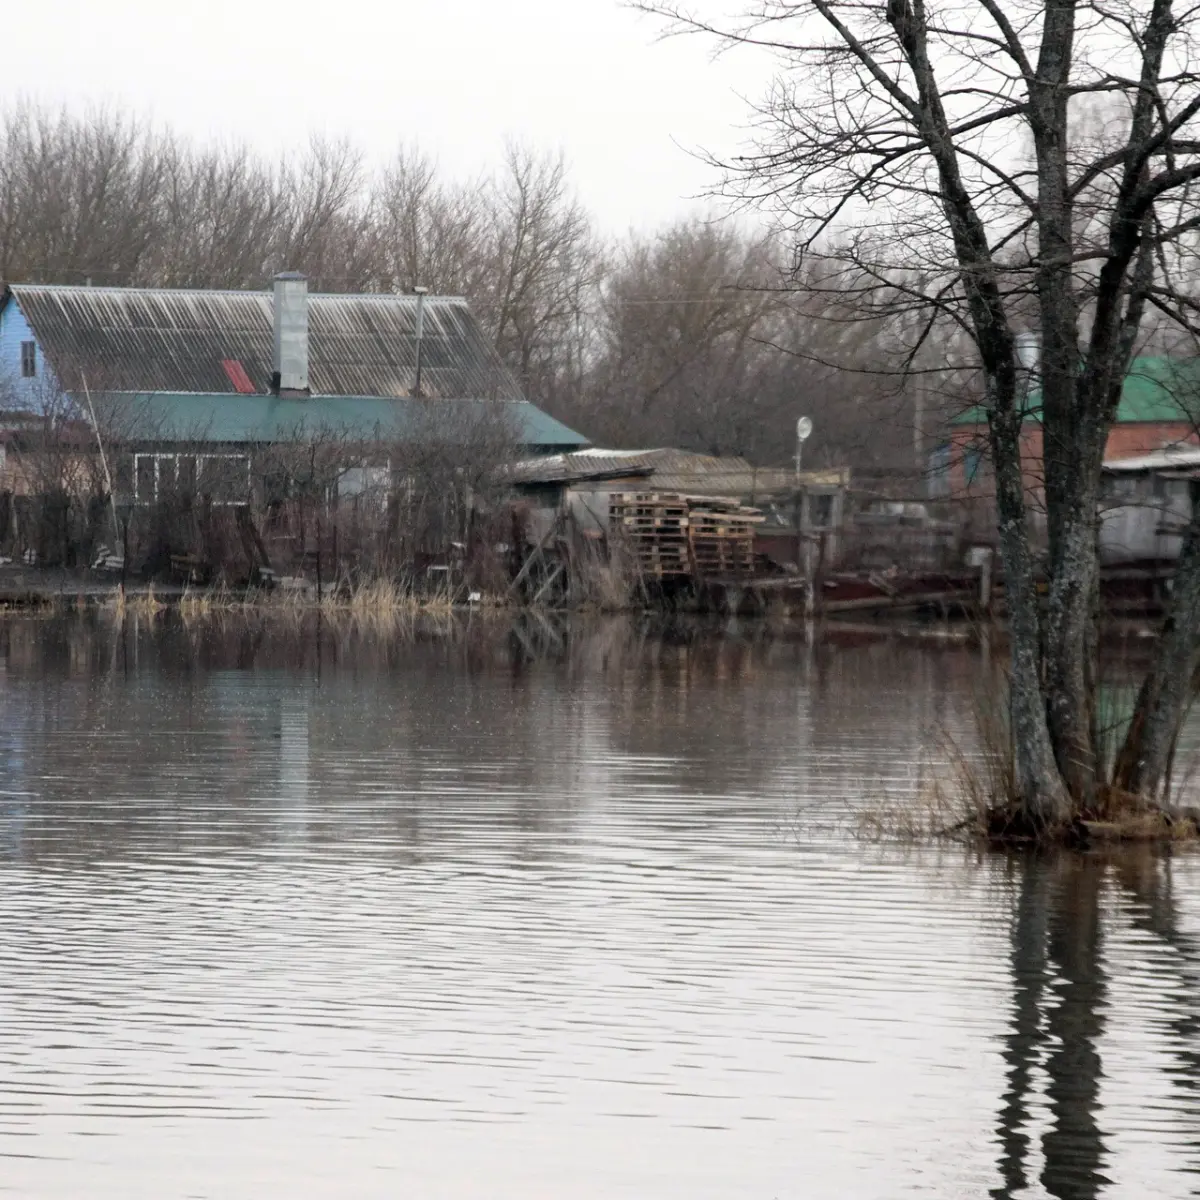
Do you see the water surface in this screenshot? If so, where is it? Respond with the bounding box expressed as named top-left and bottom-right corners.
top-left (1, 614), bottom-right (1198, 1199)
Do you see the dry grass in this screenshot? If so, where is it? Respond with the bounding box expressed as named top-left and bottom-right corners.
top-left (178, 582), bottom-right (238, 619)
top-left (853, 664), bottom-right (1200, 847)
top-left (101, 586), bottom-right (126, 619)
top-left (854, 746), bottom-right (992, 844)
top-left (327, 577), bottom-right (456, 616)
top-left (1081, 807), bottom-right (1200, 842)
top-left (853, 669), bottom-right (1015, 844)
top-left (119, 584), bottom-right (165, 617)
top-left (562, 537), bottom-right (643, 612)
top-left (155, 575), bottom-right (483, 624)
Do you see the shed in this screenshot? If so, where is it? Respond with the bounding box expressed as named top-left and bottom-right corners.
top-left (1100, 446), bottom-right (1200, 563)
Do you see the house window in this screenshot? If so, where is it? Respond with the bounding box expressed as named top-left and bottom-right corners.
top-left (338, 464), bottom-right (391, 502)
top-left (20, 342), bottom-right (37, 378)
top-left (809, 492), bottom-right (835, 528)
top-left (134, 452), bottom-right (251, 506)
top-left (199, 454), bottom-right (251, 505)
top-left (1103, 474), bottom-right (1140, 502)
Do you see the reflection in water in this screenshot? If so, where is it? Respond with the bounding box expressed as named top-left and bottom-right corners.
top-left (278, 693), bottom-right (310, 841)
top-left (993, 857), bottom-right (1050, 1200)
top-left (1, 614), bottom-right (1199, 1199)
top-left (993, 859), bottom-right (1109, 1200)
top-left (992, 850), bottom-right (1200, 1200)
top-left (1040, 860), bottom-right (1108, 1200)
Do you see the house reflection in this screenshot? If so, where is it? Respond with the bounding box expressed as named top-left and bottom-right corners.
top-left (277, 693), bottom-right (311, 838)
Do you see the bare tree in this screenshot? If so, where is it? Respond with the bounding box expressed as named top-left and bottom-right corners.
top-left (641, 0), bottom-right (1200, 829)
top-left (0, 105), bottom-right (169, 285)
top-left (148, 141), bottom-right (285, 288)
top-left (480, 143), bottom-right (601, 406)
top-left (581, 218), bottom-right (777, 453)
top-left (370, 147), bottom-right (492, 297)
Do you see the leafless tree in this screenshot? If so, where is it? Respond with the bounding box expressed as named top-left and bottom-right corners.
top-left (641, 0), bottom-right (1200, 829)
top-left (479, 143), bottom-right (601, 407)
top-left (0, 105), bottom-right (168, 284)
top-left (370, 146), bottom-right (492, 297)
top-left (148, 141), bottom-right (286, 288)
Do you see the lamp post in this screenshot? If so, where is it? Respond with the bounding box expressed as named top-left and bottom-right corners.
top-left (794, 416), bottom-right (815, 617)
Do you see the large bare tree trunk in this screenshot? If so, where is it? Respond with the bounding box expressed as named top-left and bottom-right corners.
top-left (1042, 467), bottom-right (1105, 804)
top-left (991, 410), bottom-right (1072, 824)
top-left (1028, 0), bottom-right (1104, 806)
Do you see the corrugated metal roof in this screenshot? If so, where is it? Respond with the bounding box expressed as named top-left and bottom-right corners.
top-left (97, 393), bottom-right (588, 449)
top-left (6, 284), bottom-right (522, 400)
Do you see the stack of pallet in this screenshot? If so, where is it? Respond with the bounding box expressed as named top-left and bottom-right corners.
top-left (608, 492), bottom-right (691, 577)
top-left (608, 491), bottom-right (763, 580)
top-left (686, 497), bottom-right (762, 579)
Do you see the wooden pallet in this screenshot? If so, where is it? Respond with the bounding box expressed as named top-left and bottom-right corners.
top-left (609, 490), bottom-right (763, 580)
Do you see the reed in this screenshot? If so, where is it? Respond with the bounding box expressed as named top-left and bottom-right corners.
top-left (853, 666), bottom-right (1013, 844)
top-left (122, 584), bottom-right (165, 617)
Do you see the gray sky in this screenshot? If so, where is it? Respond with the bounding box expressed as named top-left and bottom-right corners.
top-left (4, 0), bottom-right (770, 233)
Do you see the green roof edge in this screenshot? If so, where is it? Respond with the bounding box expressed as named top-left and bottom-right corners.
top-left (952, 355), bottom-right (1200, 428)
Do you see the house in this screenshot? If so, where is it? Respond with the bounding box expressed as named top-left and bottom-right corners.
top-left (0, 275), bottom-right (588, 503)
top-left (1100, 446), bottom-right (1200, 563)
top-left (949, 356), bottom-right (1200, 499)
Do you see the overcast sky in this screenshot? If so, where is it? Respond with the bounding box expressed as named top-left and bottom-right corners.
top-left (3, 0), bottom-right (772, 234)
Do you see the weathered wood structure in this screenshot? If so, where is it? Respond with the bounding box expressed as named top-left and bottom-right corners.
top-left (608, 491), bottom-right (763, 581)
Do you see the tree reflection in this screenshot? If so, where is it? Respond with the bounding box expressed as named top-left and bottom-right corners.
top-left (1039, 858), bottom-right (1109, 1200)
top-left (994, 850), bottom-right (1200, 1198)
top-left (1111, 851), bottom-right (1200, 1177)
top-left (993, 854), bottom-right (1110, 1200)
top-left (992, 855), bottom-right (1049, 1199)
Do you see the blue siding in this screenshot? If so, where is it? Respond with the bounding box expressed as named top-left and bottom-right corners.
top-left (0, 298), bottom-right (58, 411)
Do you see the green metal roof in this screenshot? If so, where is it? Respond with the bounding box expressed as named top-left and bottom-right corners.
top-left (90, 392), bottom-right (589, 450)
top-left (952, 356), bottom-right (1200, 426)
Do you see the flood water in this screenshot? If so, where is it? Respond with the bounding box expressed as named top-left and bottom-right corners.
top-left (1, 614), bottom-right (1199, 1199)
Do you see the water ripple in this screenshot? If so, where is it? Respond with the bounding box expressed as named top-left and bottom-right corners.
top-left (0, 616), bottom-right (1197, 1198)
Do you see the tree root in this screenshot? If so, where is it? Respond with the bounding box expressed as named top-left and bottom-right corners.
top-left (984, 799), bottom-right (1200, 848)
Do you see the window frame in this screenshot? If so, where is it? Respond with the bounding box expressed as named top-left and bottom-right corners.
top-left (133, 451), bottom-right (251, 507)
top-left (19, 341), bottom-right (37, 378)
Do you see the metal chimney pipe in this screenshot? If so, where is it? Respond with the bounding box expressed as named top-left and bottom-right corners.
top-left (272, 271), bottom-right (310, 395)
top-left (413, 287), bottom-right (428, 398)
top-left (1015, 331), bottom-right (1040, 373)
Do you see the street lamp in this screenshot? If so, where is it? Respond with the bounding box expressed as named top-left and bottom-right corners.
top-left (795, 415), bottom-right (813, 481)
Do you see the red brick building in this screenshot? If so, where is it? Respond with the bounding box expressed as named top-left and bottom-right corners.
top-left (949, 356), bottom-right (1200, 501)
